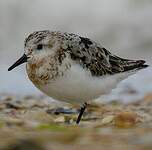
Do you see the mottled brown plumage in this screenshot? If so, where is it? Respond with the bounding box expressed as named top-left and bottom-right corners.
top-left (24, 31), bottom-right (148, 78)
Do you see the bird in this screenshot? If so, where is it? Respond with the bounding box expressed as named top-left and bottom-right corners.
top-left (8, 30), bottom-right (148, 124)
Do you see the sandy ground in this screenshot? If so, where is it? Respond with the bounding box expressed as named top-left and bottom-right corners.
top-left (0, 93), bottom-right (152, 150)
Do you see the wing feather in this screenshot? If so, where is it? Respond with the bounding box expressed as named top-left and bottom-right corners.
top-left (62, 33), bottom-right (148, 76)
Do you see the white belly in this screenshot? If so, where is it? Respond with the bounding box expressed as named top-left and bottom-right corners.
top-left (36, 64), bottom-right (134, 104)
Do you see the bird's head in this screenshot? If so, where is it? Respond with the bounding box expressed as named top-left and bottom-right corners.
top-left (8, 30), bottom-right (58, 71)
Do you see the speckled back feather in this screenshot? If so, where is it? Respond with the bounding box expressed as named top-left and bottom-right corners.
top-left (56, 32), bottom-right (148, 76)
top-left (25, 31), bottom-right (148, 77)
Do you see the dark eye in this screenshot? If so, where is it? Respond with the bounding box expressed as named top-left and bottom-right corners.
top-left (37, 44), bottom-right (43, 50)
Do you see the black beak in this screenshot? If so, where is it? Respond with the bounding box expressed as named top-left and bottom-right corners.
top-left (8, 54), bottom-right (28, 71)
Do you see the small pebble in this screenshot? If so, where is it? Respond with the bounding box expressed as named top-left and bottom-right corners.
top-left (114, 111), bottom-right (137, 128)
top-left (54, 116), bottom-right (65, 123)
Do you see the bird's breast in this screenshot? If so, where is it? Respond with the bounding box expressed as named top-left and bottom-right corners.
top-left (30, 63), bottom-right (113, 103)
top-left (26, 55), bottom-right (71, 88)
top-left (26, 58), bottom-right (131, 104)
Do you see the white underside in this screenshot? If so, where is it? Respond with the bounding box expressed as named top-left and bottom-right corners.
top-left (36, 64), bottom-right (137, 104)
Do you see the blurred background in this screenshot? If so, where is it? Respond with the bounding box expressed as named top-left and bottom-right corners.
top-left (0, 0), bottom-right (152, 102)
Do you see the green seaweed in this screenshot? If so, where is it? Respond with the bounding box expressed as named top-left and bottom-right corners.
top-left (37, 123), bottom-right (68, 132)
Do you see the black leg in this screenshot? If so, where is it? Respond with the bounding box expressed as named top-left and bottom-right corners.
top-left (76, 102), bottom-right (87, 124)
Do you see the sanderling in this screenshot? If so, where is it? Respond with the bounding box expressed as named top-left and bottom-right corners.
top-left (8, 30), bottom-right (148, 124)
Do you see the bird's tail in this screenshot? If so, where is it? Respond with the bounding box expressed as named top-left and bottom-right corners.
top-left (109, 53), bottom-right (148, 73)
top-left (122, 60), bottom-right (148, 72)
